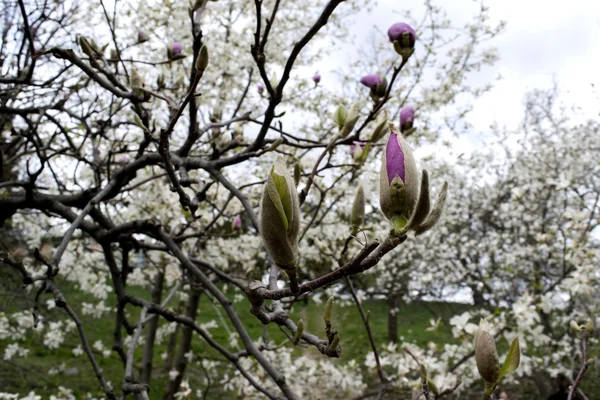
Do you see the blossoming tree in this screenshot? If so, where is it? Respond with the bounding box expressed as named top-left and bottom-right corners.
top-left (2, 0), bottom-right (593, 399)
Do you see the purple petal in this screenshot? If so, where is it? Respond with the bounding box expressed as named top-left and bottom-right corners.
top-left (360, 74), bottom-right (383, 90)
top-left (387, 23), bottom-right (416, 46)
top-left (171, 42), bottom-right (182, 55)
top-left (386, 132), bottom-right (405, 184)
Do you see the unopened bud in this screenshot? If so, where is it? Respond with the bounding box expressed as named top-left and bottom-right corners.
top-left (583, 320), bottom-right (594, 332)
top-left (371, 111), bottom-right (389, 142)
top-left (340, 104), bottom-right (360, 137)
top-left (330, 333), bottom-right (340, 350)
top-left (570, 320), bottom-right (582, 332)
top-left (266, 138), bottom-right (283, 152)
top-left (333, 105), bottom-right (347, 130)
top-left (293, 161), bottom-right (302, 187)
top-left (351, 185), bottom-right (365, 231)
top-left (474, 326), bottom-right (500, 384)
top-left (427, 378), bottom-right (439, 396)
top-left (130, 68), bottom-right (142, 89)
top-left (324, 296), bottom-right (334, 325)
top-left (293, 319), bottom-right (304, 345)
top-left (195, 44), bottom-right (209, 71)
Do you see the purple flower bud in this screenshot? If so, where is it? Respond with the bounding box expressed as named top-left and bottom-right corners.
top-left (232, 216), bottom-right (242, 231)
top-left (312, 73), bottom-right (321, 84)
top-left (171, 42), bottom-right (182, 56)
top-left (387, 22), bottom-right (416, 47)
top-left (257, 84), bottom-right (265, 94)
top-left (360, 74), bottom-right (383, 90)
top-left (399, 106), bottom-right (415, 132)
top-left (119, 156), bottom-right (129, 163)
top-left (379, 125), bottom-right (419, 222)
top-left (350, 141), bottom-right (363, 154)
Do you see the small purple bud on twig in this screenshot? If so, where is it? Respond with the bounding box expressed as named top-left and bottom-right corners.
top-left (232, 216), bottom-right (242, 231)
top-left (167, 42), bottom-right (185, 61)
top-left (312, 73), bottom-right (321, 85)
top-left (399, 106), bottom-right (415, 132)
top-left (388, 22), bottom-right (416, 59)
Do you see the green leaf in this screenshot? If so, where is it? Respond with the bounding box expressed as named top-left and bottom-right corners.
top-left (499, 337), bottom-right (520, 380)
top-left (266, 167), bottom-right (288, 230)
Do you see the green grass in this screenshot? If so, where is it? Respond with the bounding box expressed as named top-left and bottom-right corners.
top-left (0, 273), bottom-right (468, 399)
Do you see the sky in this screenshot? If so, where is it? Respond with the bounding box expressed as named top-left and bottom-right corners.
top-left (316, 0), bottom-right (600, 155)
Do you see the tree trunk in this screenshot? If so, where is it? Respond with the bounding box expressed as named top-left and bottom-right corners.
top-left (140, 271), bottom-right (164, 383)
top-left (162, 290), bottom-right (201, 400)
top-left (387, 294), bottom-right (399, 343)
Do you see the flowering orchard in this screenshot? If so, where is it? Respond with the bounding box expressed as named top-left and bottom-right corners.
top-left (0, 0), bottom-right (596, 399)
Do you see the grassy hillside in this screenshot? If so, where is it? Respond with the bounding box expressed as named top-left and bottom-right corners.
top-left (0, 274), bottom-right (469, 399)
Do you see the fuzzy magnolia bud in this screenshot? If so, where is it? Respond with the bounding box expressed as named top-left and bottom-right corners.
top-left (351, 185), bottom-right (365, 231)
top-left (399, 106), bottom-right (415, 132)
top-left (232, 216), bottom-right (242, 231)
top-left (195, 44), bottom-right (209, 71)
top-left (570, 320), bottom-right (582, 332)
top-left (371, 111), bottom-right (389, 142)
top-left (360, 74), bottom-right (387, 98)
top-left (379, 124), bottom-right (419, 229)
top-left (350, 141), bottom-right (364, 162)
top-left (130, 68), bottom-right (142, 89)
top-left (333, 105), bottom-right (347, 130)
top-left (323, 296), bottom-right (334, 325)
top-left (293, 319), bottom-right (304, 345)
top-left (257, 84), bottom-right (265, 95)
top-left (167, 42), bottom-right (184, 61)
top-left (312, 73), bottom-right (321, 85)
top-left (474, 326), bottom-right (500, 385)
top-left (340, 104), bottom-right (360, 137)
top-left (388, 22), bottom-right (416, 59)
top-left (259, 157), bottom-right (301, 270)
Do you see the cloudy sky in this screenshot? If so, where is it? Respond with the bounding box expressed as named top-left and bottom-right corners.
top-left (318, 0), bottom-right (600, 154)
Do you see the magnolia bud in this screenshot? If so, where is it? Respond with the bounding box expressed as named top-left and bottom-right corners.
top-left (330, 333), bottom-right (340, 350)
top-left (351, 185), bottom-right (365, 232)
top-left (474, 326), bottom-right (500, 384)
top-left (259, 157), bottom-right (301, 270)
top-left (350, 142), bottom-right (364, 162)
top-left (388, 22), bottom-right (416, 59)
top-left (340, 104), bottom-right (360, 137)
top-left (584, 320), bottom-right (594, 332)
top-left (312, 73), bottom-right (321, 85)
top-left (167, 42), bottom-right (185, 61)
top-left (333, 105), bottom-right (347, 130)
top-left (232, 126), bottom-right (243, 143)
top-left (570, 320), bottom-right (582, 332)
top-left (78, 36), bottom-right (94, 58)
top-left (399, 106), bottom-right (415, 132)
top-left (130, 68), bottom-right (142, 89)
top-left (232, 216), bottom-right (242, 231)
top-left (293, 319), bottom-right (304, 345)
top-left (293, 161), bottom-right (302, 187)
top-left (379, 124), bottom-right (419, 229)
top-left (195, 44), bottom-right (209, 71)
top-left (371, 111), bottom-right (389, 142)
top-left (323, 296), bottom-right (334, 325)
